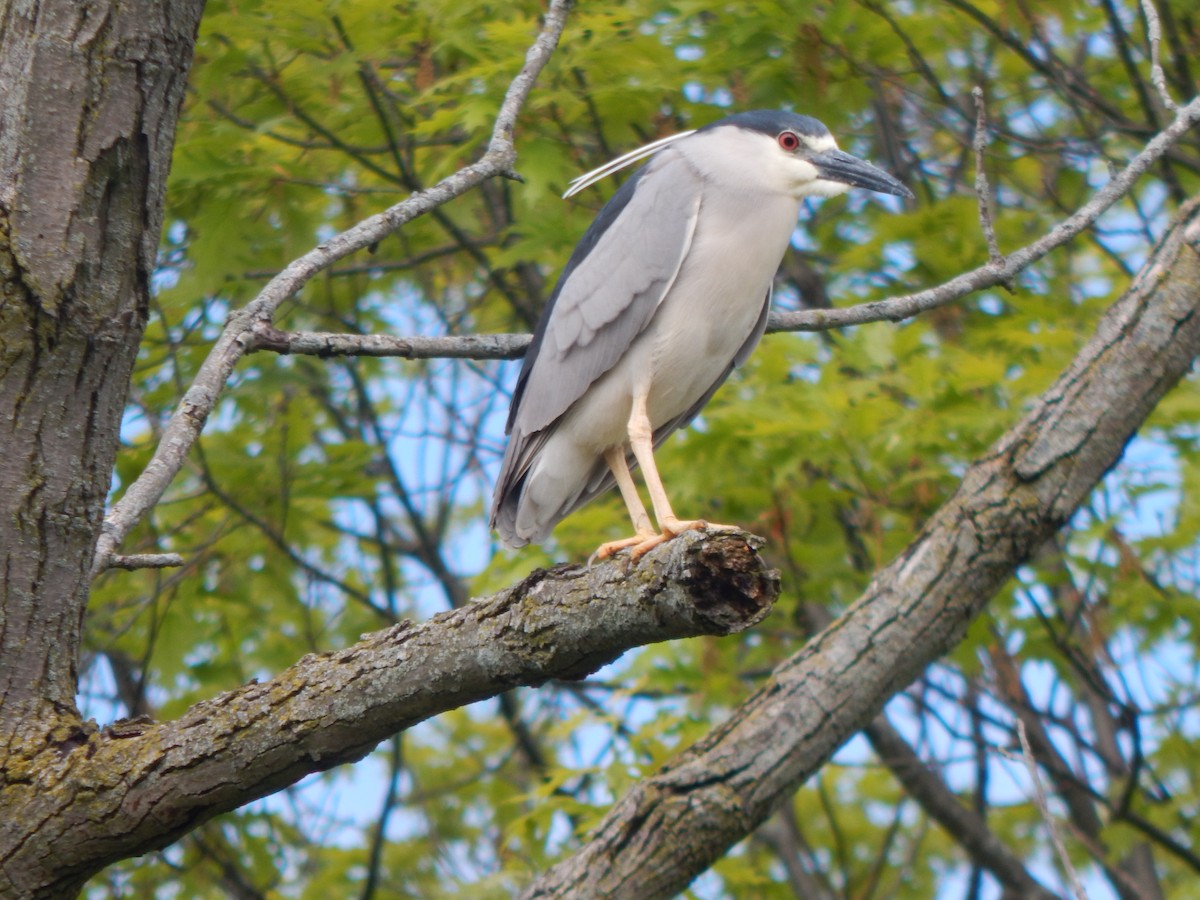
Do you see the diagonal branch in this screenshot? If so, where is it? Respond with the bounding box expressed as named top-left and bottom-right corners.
top-left (91, 0), bottom-right (575, 575)
top-left (5, 532), bottom-right (777, 897)
top-left (519, 198), bottom-right (1200, 899)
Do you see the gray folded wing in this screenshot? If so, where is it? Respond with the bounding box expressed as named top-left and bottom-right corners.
top-left (510, 150), bottom-right (702, 436)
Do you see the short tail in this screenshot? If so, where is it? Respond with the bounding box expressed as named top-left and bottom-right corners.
top-left (490, 430), bottom-right (616, 548)
top-left (489, 472), bottom-right (531, 548)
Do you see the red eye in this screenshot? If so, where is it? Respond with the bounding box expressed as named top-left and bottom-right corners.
top-left (778, 131), bottom-right (801, 151)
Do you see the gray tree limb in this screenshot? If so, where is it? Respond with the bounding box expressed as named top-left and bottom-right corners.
top-left (249, 321), bottom-right (531, 360)
top-left (520, 197), bottom-right (1200, 899)
top-left (0, 532), bottom-right (777, 898)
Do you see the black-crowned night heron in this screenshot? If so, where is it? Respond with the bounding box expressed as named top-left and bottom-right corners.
top-left (491, 110), bottom-right (912, 560)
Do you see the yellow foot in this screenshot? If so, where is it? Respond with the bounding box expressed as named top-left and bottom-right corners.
top-left (623, 519), bottom-right (739, 562)
top-left (591, 530), bottom-right (658, 564)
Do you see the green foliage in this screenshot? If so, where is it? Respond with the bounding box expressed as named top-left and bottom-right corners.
top-left (85, 0), bottom-right (1200, 896)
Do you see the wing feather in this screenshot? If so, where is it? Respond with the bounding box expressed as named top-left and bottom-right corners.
top-left (511, 150), bottom-right (702, 436)
top-left (543, 285), bottom-right (774, 522)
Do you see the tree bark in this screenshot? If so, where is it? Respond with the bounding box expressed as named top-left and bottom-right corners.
top-left (520, 197), bottom-right (1200, 900)
top-left (0, 0), bottom-right (205, 891)
top-left (0, 0), bottom-right (205, 724)
top-left (0, 531), bottom-right (777, 897)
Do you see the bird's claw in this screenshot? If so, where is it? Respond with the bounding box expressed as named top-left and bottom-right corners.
top-left (591, 519), bottom-right (740, 564)
top-left (590, 531), bottom-right (657, 566)
top-left (636, 518), bottom-right (739, 558)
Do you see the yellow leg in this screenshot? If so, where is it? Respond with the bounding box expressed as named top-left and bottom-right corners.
top-left (591, 446), bottom-right (657, 561)
top-left (621, 389), bottom-right (737, 560)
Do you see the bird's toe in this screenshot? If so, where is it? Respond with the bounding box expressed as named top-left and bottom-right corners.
top-left (591, 530), bottom-right (658, 564)
top-left (626, 532), bottom-right (672, 562)
top-left (593, 519), bottom-right (741, 564)
top-left (661, 517), bottom-right (738, 538)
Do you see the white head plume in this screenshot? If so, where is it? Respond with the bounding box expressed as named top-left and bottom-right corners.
top-left (562, 130), bottom-right (697, 199)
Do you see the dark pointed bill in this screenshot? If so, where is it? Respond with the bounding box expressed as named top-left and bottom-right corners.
top-left (811, 149), bottom-right (914, 199)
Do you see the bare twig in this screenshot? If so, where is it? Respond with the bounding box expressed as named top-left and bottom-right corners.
top-left (361, 735), bottom-right (403, 900)
top-left (971, 86), bottom-right (1005, 268)
top-left (1140, 0), bottom-right (1178, 112)
top-left (1014, 721), bottom-right (1087, 900)
top-left (249, 323), bottom-right (528, 360)
top-left (91, 0), bottom-right (575, 576)
top-left (106, 553), bottom-right (185, 571)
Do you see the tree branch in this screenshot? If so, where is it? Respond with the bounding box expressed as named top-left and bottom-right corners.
top-left (971, 85), bottom-right (1004, 268)
top-left (247, 94), bottom-right (1200, 362)
top-left (106, 553), bottom-right (185, 570)
top-left (519, 198), bottom-right (1200, 899)
top-left (1139, 0), bottom-right (1178, 113)
top-left (1014, 720), bottom-right (1088, 899)
top-left (91, 0), bottom-right (575, 575)
top-left (4, 531), bottom-right (777, 897)
top-left (249, 322), bottom-right (529, 360)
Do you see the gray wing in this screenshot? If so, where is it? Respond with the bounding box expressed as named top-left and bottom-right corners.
top-left (556, 283), bottom-right (774, 518)
top-left (510, 149), bottom-right (702, 436)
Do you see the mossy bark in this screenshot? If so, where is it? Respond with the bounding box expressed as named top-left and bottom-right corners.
top-left (0, 1), bottom-right (205, 895)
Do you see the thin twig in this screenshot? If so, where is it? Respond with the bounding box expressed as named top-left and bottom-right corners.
top-left (1014, 721), bottom-right (1087, 900)
top-left (106, 553), bottom-right (186, 571)
top-left (91, 0), bottom-right (575, 576)
top-left (249, 323), bottom-right (528, 360)
top-left (1140, 0), bottom-right (1178, 112)
top-left (971, 86), bottom-right (1005, 268)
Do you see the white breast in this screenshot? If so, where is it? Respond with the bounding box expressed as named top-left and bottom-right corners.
top-left (554, 179), bottom-right (799, 454)
top-left (640, 184), bottom-right (799, 423)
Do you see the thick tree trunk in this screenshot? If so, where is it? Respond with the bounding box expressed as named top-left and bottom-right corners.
top-left (0, 0), bottom-right (205, 891)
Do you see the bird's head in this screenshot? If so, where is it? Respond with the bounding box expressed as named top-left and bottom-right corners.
top-left (564, 109), bottom-right (913, 204)
top-left (693, 110), bottom-right (915, 202)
